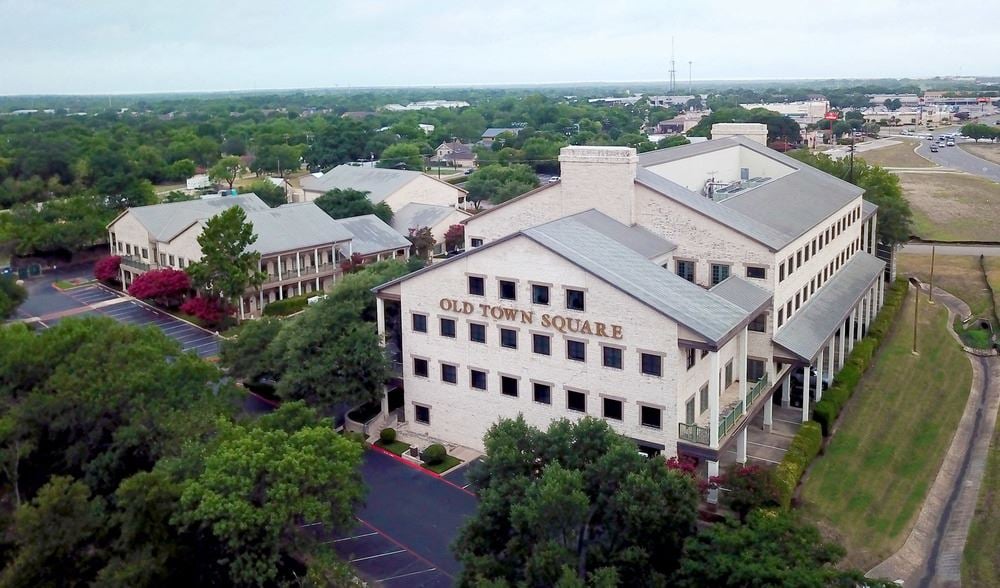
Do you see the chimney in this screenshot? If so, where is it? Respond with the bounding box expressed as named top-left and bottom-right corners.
top-left (557, 146), bottom-right (637, 224)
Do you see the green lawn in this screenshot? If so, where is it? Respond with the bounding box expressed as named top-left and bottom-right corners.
top-left (423, 454), bottom-right (462, 474)
top-left (963, 423), bottom-right (1000, 587)
top-left (375, 439), bottom-right (409, 456)
top-left (800, 294), bottom-right (972, 569)
top-left (897, 253), bottom-right (993, 319)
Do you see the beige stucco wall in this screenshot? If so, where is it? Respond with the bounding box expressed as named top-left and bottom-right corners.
top-left (382, 175), bottom-right (467, 211)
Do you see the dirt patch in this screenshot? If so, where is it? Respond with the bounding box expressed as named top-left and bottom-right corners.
top-left (860, 140), bottom-right (935, 168)
top-left (898, 172), bottom-right (1000, 241)
top-left (959, 143), bottom-right (1000, 166)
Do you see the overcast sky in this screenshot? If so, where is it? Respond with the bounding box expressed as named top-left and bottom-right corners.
top-left (3, 0), bottom-right (998, 95)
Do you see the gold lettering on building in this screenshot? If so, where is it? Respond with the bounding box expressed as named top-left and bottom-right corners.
top-left (439, 298), bottom-right (623, 339)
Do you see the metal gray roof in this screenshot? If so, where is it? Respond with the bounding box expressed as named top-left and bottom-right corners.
top-left (565, 209), bottom-right (676, 259)
top-left (709, 277), bottom-right (772, 313)
top-left (482, 127), bottom-right (519, 138)
top-left (125, 194), bottom-right (270, 242)
top-left (523, 215), bottom-right (752, 345)
top-left (772, 252), bottom-right (885, 361)
top-left (337, 214), bottom-right (412, 255)
top-left (862, 199), bottom-right (878, 220)
top-left (391, 203), bottom-right (467, 234)
top-left (300, 165), bottom-right (420, 202)
top-left (635, 168), bottom-right (792, 250)
top-left (245, 203), bottom-right (354, 255)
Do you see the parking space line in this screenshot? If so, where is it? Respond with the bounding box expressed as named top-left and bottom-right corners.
top-left (748, 441), bottom-right (789, 452)
top-left (377, 568), bottom-right (438, 583)
top-left (350, 549), bottom-right (405, 563)
top-left (354, 517), bottom-right (453, 580)
top-left (186, 340), bottom-right (219, 351)
top-left (332, 532), bottom-right (378, 543)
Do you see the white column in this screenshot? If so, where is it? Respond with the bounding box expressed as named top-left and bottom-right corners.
top-left (296, 252), bottom-right (301, 278)
top-left (878, 277), bottom-right (885, 308)
top-left (297, 281), bottom-right (302, 296)
top-left (815, 348), bottom-right (825, 402)
top-left (707, 460), bottom-right (720, 504)
top-left (870, 215), bottom-right (878, 255)
top-left (376, 296), bottom-right (387, 341)
top-left (826, 339), bottom-right (835, 379)
top-left (870, 285), bottom-right (878, 323)
top-left (314, 247), bottom-right (319, 273)
top-left (781, 372), bottom-right (791, 407)
top-left (239, 297), bottom-right (245, 320)
top-left (259, 289), bottom-right (264, 311)
top-left (277, 255), bottom-right (282, 280)
top-left (849, 307), bottom-right (859, 351)
top-left (709, 351), bottom-right (721, 448)
top-left (736, 428), bottom-right (747, 464)
top-left (763, 398), bottom-right (773, 431)
top-left (838, 323), bottom-right (847, 370)
top-left (801, 364), bottom-right (811, 423)
top-left (739, 328), bottom-right (748, 404)
top-left (861, 220), bottom-right (868, 253)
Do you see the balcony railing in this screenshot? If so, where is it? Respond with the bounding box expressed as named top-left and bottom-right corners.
top-left (261, 263), bottom-right (340, 285)
top-left (746, 374), bottom-right (769, 407)
top-left (679, 375), bottom-right (770, 447)
top-left (678, 422), bottom-right (710, 445)
top-left (120, 255), bottom-right (151, 272)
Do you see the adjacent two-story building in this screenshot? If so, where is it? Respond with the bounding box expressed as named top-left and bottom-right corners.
top-left (299, 165), bottom-right (469, 210)
top-left (373, 126), bottom-right (886, 489)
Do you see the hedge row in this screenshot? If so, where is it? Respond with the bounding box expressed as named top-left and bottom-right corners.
top-left (774, 422), bottom-right (822, 508)
top-left (813, 278), bottom-right (909, 436)
top-left (774, 278), bottom-right (909, 508)
top-left (262, 293), bottom-right (313, 317)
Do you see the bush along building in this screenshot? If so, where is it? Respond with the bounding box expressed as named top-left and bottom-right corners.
top-left (373, 124), bottom-right (885, 498)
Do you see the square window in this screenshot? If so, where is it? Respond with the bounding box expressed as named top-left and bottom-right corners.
top-left (746, 266), bottom-right (766, 280)
top-left (470, 238), bottom-right (484, 248)
top-left (440, 318), bottom-right (456, 338)
top-left (469, 322), bottom-right (486, 343)
top-left (700, 385), bottom-right (709, 415)
top-left (566, 289), bottom-right (585, 311)
top-left (468, 276), bottom-right (485, 296)
top-left (603, 398), bottom-right (623, 421)
top-left (749, 314), bottom-right (767, 332)
top-left (641, 406), bottom-right (662, 429)
top-left (676, 260), bottom-right (695, 282)
top-left (441, 363), bottom-right (457, 383)
top-left (710, 264), bottom-right (730, 286)
top-left (567, 340), bottom-right (586, 362)
top-left (533, 382), bottom-right (552, 404)
top-left (412, 313), bottom-right (427, 333)
top-left (500, 376), bottom-right (518, 397)
top-left (470, 369), bottom-right (487, 390)
top-left (686, 348), bottom-right (696, 370)
top-left (413, 358), bottom-right (428, 377)
top-left (747, 358), bottom-right (766, 382)
top-left (567, 390), bottom-right (586, 413)
top-left (415, 405), bottom-right (430, 424)
top-left (531, 284), bottom-right (550, 305)
top-left (602, 346), bottom-right (623, 369)
top-left (532, 333), bottom-right (551, 355)
top-left (499, 280), bottom-right (516, 300)
top-left (500, 328), bottom-right (517, 349)
top-left (642, 353), bottom-right (663, 377)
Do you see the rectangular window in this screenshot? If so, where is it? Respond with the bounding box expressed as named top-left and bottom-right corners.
top-left (566, 289), bottom-right (585, 311)
top-left (470, 369), bottom-right (487, 390)
top-left (787, 256), bottom-right (794, 275)
top-left (168, 255), bottom-right (175, 266)
top-left (414, 405), bottom-right (430, 424)
top-left (700, 384), bottom-right (709, 415)
top-left (796, 250), bottom-right (802, 268)
top-left (748, 314), bottom-right (767, 332)
top-left (470, 238), bottom-right (484, 248)
top-left (710, 264), bottom-right (731, 286)
top-left (500, 375), bottom-right (518, 397)
top-left (412, 313), bottom-right (427, 333)
top-left (532, 333), bottom-right (551, 356)
top-left (602, 346), bottom-right (623, 369)
top-left (804, 246), bottom-right (810, 262)
top-left (533, 382), bottom-right (552, 404)
top-left (641, 406), bottom-right (662, 429)
top-left (786, 300), bottom-right (792, 318)
top-left (567, 340), bottom-right (586, 362)
top-left (686, 347), bottom-right (696, 370)
top-left (725, 360), bottom-right (734, 388)
top-left (500, 328), bottom-right (517, 349)
top-left (779, 263), bottom-right (785, 282)
top-left (499, 279), bottom-right (516, 300)
top-left (531, 284), bottom-right (550, 305)
top-left (141, 248), bottom-right (149, 259)
top-left (603, 398), bottom-right (623, 421)
top-left (160, 253), bottom-right (167, 265)
top-left (642, 353), bottom-right (663, 377)
top-left (469, 322), bottom-right (486, 343)
top-left (413, 358), bottom-right (428, 378)
top-left (746, 266), bottom-right (766, 280)
top-left (126, 244), bottom-right (132, 255)
top-left (178, 257), bottom-right (186, 268)
top-left (441, 363), bottom-right (457, 384)
top-left (676, 260), bottom-right (695, 282)
top-left (567, 390), bottom-right (586, 413)
top-left (777, 308), bottom-right (784, 328)
top-left (747, 359), bottom-right (766, 382)
top-left (812, 239), bottom-right (817, 256)
top-left (686, 397), bottom-right (696, 424)
top-left (468, 275), bottom-right (484, 296)
top-left (440, 317), bottom-right (456, 338)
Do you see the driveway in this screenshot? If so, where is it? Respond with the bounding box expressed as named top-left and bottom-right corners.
top-left (914, 140), bottom-right (1000, 182)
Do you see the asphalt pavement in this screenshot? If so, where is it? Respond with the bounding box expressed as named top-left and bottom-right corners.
top-left (914, 139), bottom-right (1000, 182)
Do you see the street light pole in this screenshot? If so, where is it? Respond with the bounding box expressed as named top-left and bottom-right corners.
top-left (912, 280), bottom-right (920, 355)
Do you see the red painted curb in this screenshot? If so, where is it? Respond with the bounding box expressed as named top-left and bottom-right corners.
top-left (354, 516), bottom-right (453, 580)
top-left (368, 445), bottom-right (476, 497)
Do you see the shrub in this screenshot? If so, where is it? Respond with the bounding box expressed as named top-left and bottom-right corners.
top-left (423, 443), bottom-right (446, 465)
top-left (342, 431), bottom-right (367, 445)
top-left (127, 268), bottom-right (191, 307)
top-left (180, 296), bottom-right (228, 326)
top-left (380, 428), bottom-right (396, 444)
top-left (94, 255), bottom-right (121, 282)
top-left (774, 422), bottom-right (822, 508)
top-left (813, 399), bottom-right (837, 437)
top-left (262, 293), bottom-right (312, 317)
top-left (712, 464), bottom-right (780, 522)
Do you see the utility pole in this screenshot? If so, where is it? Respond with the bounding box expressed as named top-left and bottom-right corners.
top-left (912, 279), bottom-right (920, 355)
top-left (688, 61), bottom-right (693, 95)
top-left (928, 246), bottom-right (936, 303)
top-left (848, 132), bottom-right (856, 183)
top-left (669, 37), bottom-right (676, 93)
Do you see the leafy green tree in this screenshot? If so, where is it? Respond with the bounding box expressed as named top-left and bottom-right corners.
top-left (186, 206), bottom-right (266, 316)
top-left (455, 416), bottom-right (700, 587)
top-left (163, 190), bottom-right (196, 203)
top-left (208, 155), bottom-right (244, 190)
top-left (407, 226), bottom-right (436, 259)
top-left (961, 123), bottom-right (999, 142)
top-left (464, 164), bottom-right (539, 208)
top-left (165, 158), bottom-right (197, 181)
top-left (378, 143), bottom-right (424, 170)
top-left (657, 135), bottom-right (691, 149)
top-left (174, 403), bottom-right (365, 585)
top-left (0, 195), bottom-right (117, 255)
top-left (314, 188), bottom-right (392, 223)
top-left (0, 276), bottom-right (27, 319)
top-left (245, 178), bottom-right (287, 208)
top-left (220, 316), bottom-right (283, 382)
top-left (253, 143), bottom-right (303, 176)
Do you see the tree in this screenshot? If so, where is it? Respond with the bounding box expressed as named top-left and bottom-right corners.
top-left (126, 268), bottom-right (191, 308)
top-left (165, 159), bottom-right (197, 181)
top-left (961, 123), bottom-right (998, 142)
top-left (245, 179), bottom-right (287, 208)
top-left (657, 135), bottom-right (691, 149)
top-left (0, 276), bottom-right (27, 319)
top-left (444, 224), bottom-right (465, 252)
top-left (710, 464), bottom-right (779, 523)
top-left (883, 98), bottom-right (902, 111)
top-left (185, 206), bottom-right (265, 317)
top-left (219, 317), bottom-right (283, 382)
top-left (163, 190), bottom-right (196, 203)
top-left (253, 144), bottom-right (303, 176)
top-left (464, 164), bottom-right (539, 208)
top-left (675, 510), bottom-right (885, 587)
top-left (175, 404), bottom-right (365, 585)
top-left (314, 188), bottom-right (383, 220)
top-left (207, 156), bottom-right (244, 190)
top-left (378, 143), bottom-right (424, 170)
top-left (455, 417), bottom-right (700, 587)
top-left (408, 227), bottom-right (436, 259)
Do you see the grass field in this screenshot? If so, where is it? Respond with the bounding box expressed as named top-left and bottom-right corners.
top-left (800, 295), bottom-right (971, 570)
top-left (963, 420), bottom-right (1000, 587)
top-left (859, 140), bottom-right (935, 168)
top-left (959, 143), bottom-right (1000, 166)
top-left (984, 256), bottom-right (1000, 321)
top-left (896, 253), bottom-right (993, 318)
top-left (423, 454), bottom-right (462, 474)
top-left (899, 172), bottom-right (1000, 241)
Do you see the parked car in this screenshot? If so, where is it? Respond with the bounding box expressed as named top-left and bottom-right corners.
top-left (930, 145), bottom-right (939, 152)
top-left (946, 140), bottom-right (955, 146)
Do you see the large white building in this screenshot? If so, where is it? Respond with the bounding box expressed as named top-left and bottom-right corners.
top-left (373, 129), bottom-right (884, 487)
top-left (738, 100), bottom-right (830, 125)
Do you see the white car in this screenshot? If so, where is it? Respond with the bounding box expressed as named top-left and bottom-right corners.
top-left (946, 140), bottom-right (955, 146)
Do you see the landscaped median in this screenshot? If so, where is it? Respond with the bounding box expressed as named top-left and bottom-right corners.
top-left (374, 428), bottom-right (463, 474)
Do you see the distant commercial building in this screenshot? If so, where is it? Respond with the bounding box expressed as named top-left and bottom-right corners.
top-left (647, 95), bottom-right (699, 108)
top-left (299, 165), bottom-right (469, 210)
top-left (383, 100), bottom-right (470, 112)
top-left (738, 100), bottom-right (830, 125)
top-left (185, 174), bottom-right (212, 190)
